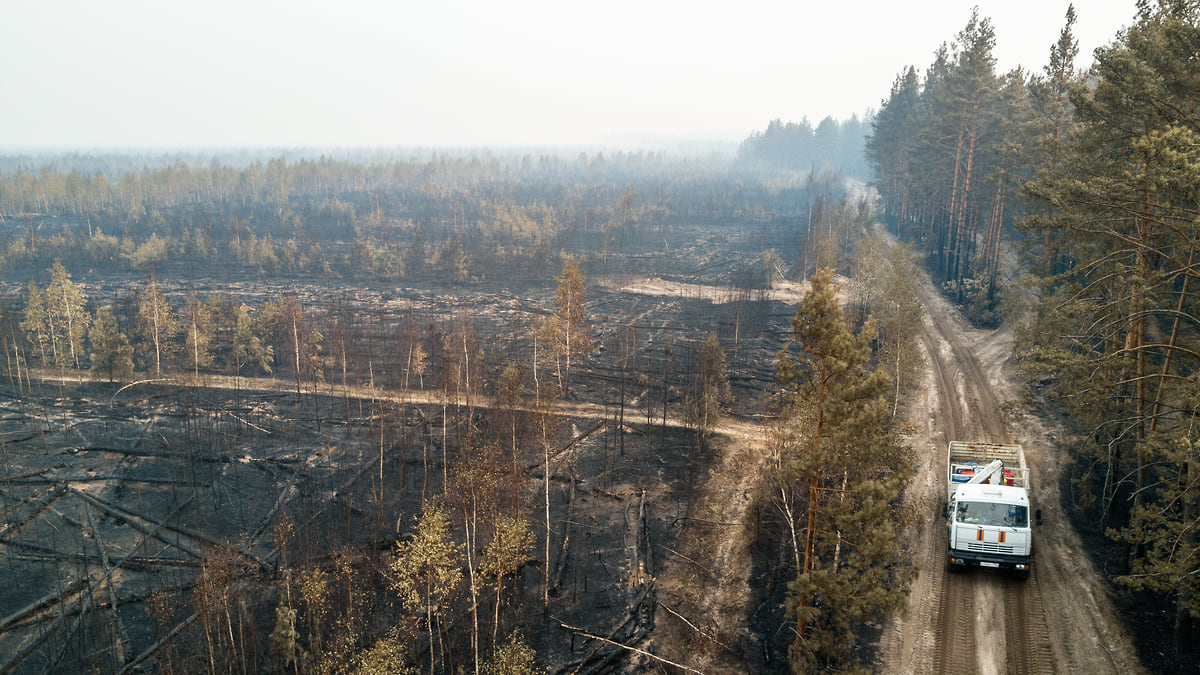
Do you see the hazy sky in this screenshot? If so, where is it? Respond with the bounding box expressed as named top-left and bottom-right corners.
top-left (1, 1), bottom-right (1137, 151)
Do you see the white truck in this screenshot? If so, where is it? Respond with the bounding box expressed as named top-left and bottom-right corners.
top-left (945, 441), bottom-right (1040, 578)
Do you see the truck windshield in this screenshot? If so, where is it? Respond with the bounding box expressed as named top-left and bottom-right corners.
top-left (955, 501), bottom-right (1027, 527)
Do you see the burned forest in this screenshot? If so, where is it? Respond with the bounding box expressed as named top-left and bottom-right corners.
top-left (0, 153), bottom-right (916, 673)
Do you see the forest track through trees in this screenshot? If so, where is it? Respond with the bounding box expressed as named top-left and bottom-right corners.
top-left (879, 274), bottom-right (1144, 674)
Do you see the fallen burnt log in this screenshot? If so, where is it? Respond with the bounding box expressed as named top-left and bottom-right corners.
top-left (0, 577), bottom-right (89, 634)
top-left (552, 581), bottom-right (692, 675)
top-left (9, 475), bottom-right (209, 488)
top-left (70, 487), bottom-right (270, 573)
top-left (117, 613), bottom-right (198, 675)
top-left (2, 538), bottom-right (199, 570)
top-left (0, 577), bottom-right (96, 675)
top-left (67, 445), bottom-right (237, 463)
top-left (549, 477), bottom-right (576, 597)
top-left (0, 484), bottom-right (68, 541)
top-left (84, 500), bottom-right (131, 666)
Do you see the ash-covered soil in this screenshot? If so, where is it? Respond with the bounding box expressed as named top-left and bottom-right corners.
top-left (0, 213), bottom-right (1149, 673)
top-left (0, 218), bottom-right (799, 673)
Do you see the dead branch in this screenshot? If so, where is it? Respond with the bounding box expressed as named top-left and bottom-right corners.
top-left (551, 477), bottom-right (576, 594)
top-left (0, 468), bottom-right (50, 484)
top-left (561, 582), bottom-right (655, 674)
top-left (0, 577), bottom-right (87, 633)
top-left (0, 494), bottom-right (201, 639)
top-left (69, 488), bottom-right (207, 562)
top-left (219, 409), bottom-right (272, 434)
top-left (659, 601), bottom-right (736, 656)
top-left (248, 463), bottom-right (303, 546)
top-left (294, 420), bottom-right (428, 550)
top-left (42, 575), bottom-right (98, 674)
top-left (5, 487), bottom-right (207, 672)
top-left (3, 539), bottom-right (199, 570)
top-left (0, 483), bottom-right (67, 541)
top-left (69, 487), bottom-right (269, 572)
top-left (555, 593), bottom-right (698, 674)
top-left (85, 501), bottom-right (131, 666)
top-left (0, 428), bottom-right (52, 445)
top-left (7, 475), bottom-right (207, 487)
top-left (69, 445), bottom-right (235, 464)
top-left (655, 543), bottom-right (715, 578)
top-left (530, 419), bottom-right (605, 472)
top-left (0, 576), bottom-right (94, 675)
top-left (117, 613), bottom-right (198, 675)
top-left (109, 379), bottom-right (173, 407)
top-left (638, 489), bottom-right (653, 578)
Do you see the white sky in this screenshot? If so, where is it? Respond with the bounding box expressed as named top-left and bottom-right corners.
top-left (0, 0), bottom-right (1137, 151)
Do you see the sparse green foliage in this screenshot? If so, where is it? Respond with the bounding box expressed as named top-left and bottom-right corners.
top-left (21, 262), bottom-right (91, 371)
top-left (553, 256), bottom-right (591, 397)
top-left (46, 260), bottom-right (90, 371)
top-left (483, 630), bottom-right (541, 675)
top-left (20, 281), bottom-right (50, 365)
top-left (88, 308), bottom-right (134, 381)
top-left (267, 603), bottom-right (310, 674)
top-left (1013, 4), bottom-right (1200, 662)
top-left (122, 231), bottom-right (170, 270)
top-left (851, 235), bottom-right (924, 418)
top-left (184, 292), bottom-right (215, 376)
top-left (408, 343), bottom-right (427, 389)
top-left (684, 332), bottom-right (729, 440)
top-left (351, 628), bottom-right (416, 675)
top-left (298, 567), bottom-right (329, 659)
top-left (233, 304), bottom-right (273, 376)
top-left (135, 278), bottom-right (179, 377)
top-left (390, 500), bottom-right (463, 674)
top-left (482, 515), bottom-right (535, 646)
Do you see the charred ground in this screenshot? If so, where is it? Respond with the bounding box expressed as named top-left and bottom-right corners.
top-left (0, 207), bottom-right (805, 673)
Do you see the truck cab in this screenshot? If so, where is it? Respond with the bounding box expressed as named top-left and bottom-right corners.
top-left (946, 482), bottom-right (1034, 577)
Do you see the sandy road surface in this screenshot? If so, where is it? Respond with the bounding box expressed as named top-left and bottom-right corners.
top-left (876, 276), bottom-right (1145, 674)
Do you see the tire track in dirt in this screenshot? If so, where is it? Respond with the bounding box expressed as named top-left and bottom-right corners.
top-left (919, 304), bottom-right (981, 674)
top-left (933, 570), bottom-right (977, 674)
top-left (1004, 566), bottom-right (1056, 674)
top-left (922, 319), bottom-right (962, 440)
top-left (919, 284), bottom-right (1004, 442)
top-left (878, 308), bottom-right (966, 673)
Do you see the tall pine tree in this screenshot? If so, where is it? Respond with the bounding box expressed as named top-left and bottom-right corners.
top-left (775, 268), bottom-right (915, 670)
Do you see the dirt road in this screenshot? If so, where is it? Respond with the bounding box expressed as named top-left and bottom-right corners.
top-left (876, 277), bottom-right (1145, 674)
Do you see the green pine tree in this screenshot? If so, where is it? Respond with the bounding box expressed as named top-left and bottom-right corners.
top-left (88, 308), bottom-right (134, 382)
top-left (775, 268), bottom-right (915, 671)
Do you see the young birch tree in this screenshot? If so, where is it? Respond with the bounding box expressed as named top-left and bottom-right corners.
top-left (553, 257), bottom-right (591, 397)
top-left (136, 278), bottom-right (179, 377)
top-left (390, 500), bottom-right (463, 675)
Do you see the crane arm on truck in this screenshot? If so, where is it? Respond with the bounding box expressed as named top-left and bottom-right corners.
top-left (965, 459), bottom-right (1005, 486)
